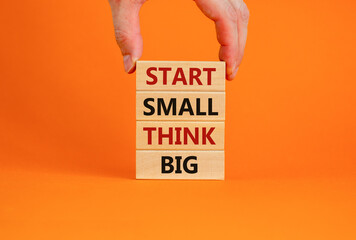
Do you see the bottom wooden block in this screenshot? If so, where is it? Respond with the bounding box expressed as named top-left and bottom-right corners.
top-left (136, 150), bottom-right (224, 180)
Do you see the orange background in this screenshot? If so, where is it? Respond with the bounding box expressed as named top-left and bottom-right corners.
top-left (0, 0), bottom-right (355, 239)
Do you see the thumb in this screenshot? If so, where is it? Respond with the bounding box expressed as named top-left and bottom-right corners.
top-left (108, 0), bottom-right (146, 73)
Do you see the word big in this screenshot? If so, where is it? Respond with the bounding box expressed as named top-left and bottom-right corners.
top-left (161, 156), bottom-right (198, 174)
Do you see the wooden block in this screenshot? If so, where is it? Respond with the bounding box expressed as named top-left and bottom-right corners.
top-left (136, 61), bottom-right (225, 92)
top-left (136, 121), bottom-right (224, 150)
top-left (136, 91), bottom-right (225, 121)
top-left (136, 150), bottom-right (224, 180)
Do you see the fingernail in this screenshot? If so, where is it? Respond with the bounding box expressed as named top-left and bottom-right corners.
top-left (232, 66), bottom-right (239, 77)
top-left (227, 65), bottom-right (239, 80)
top-left (123, 55), bottom-right (135, 73)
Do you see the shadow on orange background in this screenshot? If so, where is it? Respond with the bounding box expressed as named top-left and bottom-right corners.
top-left (0, 0), bottom-right (355, 239)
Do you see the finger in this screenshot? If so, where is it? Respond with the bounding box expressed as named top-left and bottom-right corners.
top-left (108, 0), bottom-right (146, 73)
top-left (229, 0), bottom-right (249, 76)
top-left (194, 0), bottom-right (239, 80)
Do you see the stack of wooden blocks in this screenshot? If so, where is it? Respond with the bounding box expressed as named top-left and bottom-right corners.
top-left (136, 61), bottom-right (225, 180)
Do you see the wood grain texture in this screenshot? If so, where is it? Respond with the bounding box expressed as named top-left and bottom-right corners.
top-left (136, 61), bottom-right (225, 91)
top-left (136, 91), bottom-right (225, 121)
top-left (136, 150), bottom-right (224, 180)
top-left (136, 121), bottom-right (225, 150)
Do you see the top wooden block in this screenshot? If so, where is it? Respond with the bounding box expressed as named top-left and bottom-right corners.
top-left (136, 61), bottom-right (225, 91)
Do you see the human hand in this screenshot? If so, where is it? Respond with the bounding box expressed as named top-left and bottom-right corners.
top-left (108, 0), bottom-right (249, 80)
